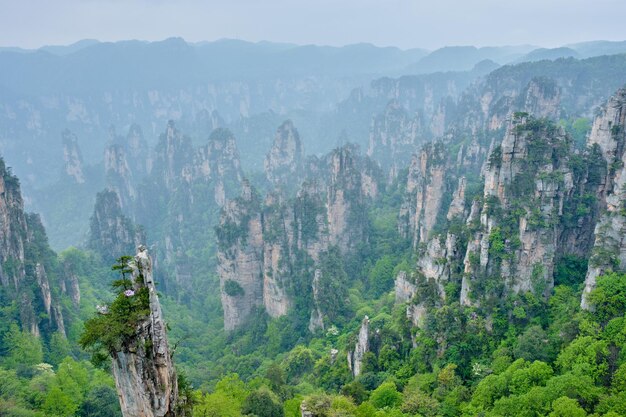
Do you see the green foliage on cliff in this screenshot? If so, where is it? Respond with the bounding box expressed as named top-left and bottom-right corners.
top-left (79, 256), bottom-right (150, 358)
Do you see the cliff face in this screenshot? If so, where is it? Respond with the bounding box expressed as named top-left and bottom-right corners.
top-left (195, 128), bottom-right (243, 206)
top-left (105, 144), bottom-right (137, 212)
top-left (111, 246), bottom-right (181, 417)
top-left (398, 142), bottom-right (449, 248)
top-left (103, 121), bottom-right (245, 299)
top-left (325, 146), bottom-right (372, 253)
top-left (153, 121), bottom-right (196, 192)
top-left (88, 189), bottom-right (144, 264)
top-left (347, 316), bottom-right (369, 377)
top-left (368, 101), bottom-right (421, 180)
top-left (392, 79), bottom-right (625, 328)
top-left (217, 181), bottom-right (265, 331)
top-left (461, 116), bottom-right (573, 304)
top-left (581, 88), bottom-right (626, 308)
top-left (217, 145), bottom-right (380, 331)
top-left (62, 129), bottom-right (85, 184)
top-left (264, 120), bottom-right (304, 192)
top-left (0, 158), bottom-right (66, 336)
top-left (104, 124), bottom-right (151, 213)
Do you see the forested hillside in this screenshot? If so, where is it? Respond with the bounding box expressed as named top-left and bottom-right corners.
top-left (1, 39), bottom-right (626, 417)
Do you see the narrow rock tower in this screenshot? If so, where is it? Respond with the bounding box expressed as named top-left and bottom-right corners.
top-left (111, 246), bottom-right (182, 417)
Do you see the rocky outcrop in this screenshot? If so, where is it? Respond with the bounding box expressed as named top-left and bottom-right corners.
top-left (461, 115), bottom-right (573, 304)
top-left (447, 177), bottom-right (467, 220)
top-left (326, 145), bottom-right (373, 253)
top-left (399, 142), bottom-right (449, 248)
top-left (60, 258), bottom-right (81, 308)
top-left (125, 124), bottom-right (151, 177)
top-left (456, 76), bottom-right (562, 134)
top-left (195, 128), bottom-right (243, 206)
top-left (368, 101), bottom-right (422, 179)
top-left (216, 145), bottom-right (380, 330)
top-left (217, 181), bottom-right (264, 331)
top-left (581, 88), bottom-right (626, 308)
top-left (111, 246), bottom-right (182, 417)
top-left (394, 232), bottom-right (458, 327)
top-left (152, 121), bottom-right (195, 192)
top-left (347, 316), bottom-right (369, 377)
top-left (261, 193), bottom-right (294, 319)
top-left (62, 129), bottom-right (85, 184)
top-left (105, 144), bottom-right (136, 212)
top-left (394, 271), bottom-right (417, 304)
top-left (394, 271), bottom-right (428, 327)
top-left (0, 159), bottom-right (66, 336)
top-left (88, 190), bottom-right (144, 264)
top-left (264, 120), bottom-right (304, 191)
top-left (308, 269), bottom-right (325, 333)
top-left (123, 122), bottom-right (244, 299)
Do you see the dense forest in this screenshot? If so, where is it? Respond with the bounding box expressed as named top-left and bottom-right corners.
top-left (1, 38), bottom-right (626, 417)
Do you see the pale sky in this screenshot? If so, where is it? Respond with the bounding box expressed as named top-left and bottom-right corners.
top-left (1, 0), bottom-right (625, 50)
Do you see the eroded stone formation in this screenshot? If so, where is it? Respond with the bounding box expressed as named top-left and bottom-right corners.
top-left (111, 246), bottom-right (182, 417)
top-left (0, 158), bottom-right (66, 336)
top-left (217, 144), bottom-right (380, 331)
top-left (393, 80), bottom-right (619, 325)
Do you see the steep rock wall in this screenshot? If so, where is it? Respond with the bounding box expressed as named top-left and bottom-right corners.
top-left (111, 247), bottom-right (181, 417)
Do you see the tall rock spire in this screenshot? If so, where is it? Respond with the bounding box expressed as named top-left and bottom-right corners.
top-left (111, 246), bottom-right (183, 417)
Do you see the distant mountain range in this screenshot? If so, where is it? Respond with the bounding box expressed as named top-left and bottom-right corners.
top-left (1, 39), bottom-right (626, 90)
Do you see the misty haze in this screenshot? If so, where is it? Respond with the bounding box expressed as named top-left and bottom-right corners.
top-left (1, 2), bottom-right (626, 417)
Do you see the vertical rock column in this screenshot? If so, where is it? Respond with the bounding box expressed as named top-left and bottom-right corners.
top-left (347, 316), bottom-right (370, 377)
top-left (111, 246), bottom-right (181, 417)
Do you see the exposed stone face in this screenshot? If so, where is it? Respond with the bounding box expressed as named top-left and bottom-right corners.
top-left (325, 145), bottom-right (373, 253)
top-left (264, 120), bottom-right (304, 191)
top-left (129, 122), bottom-right (244, 299)
top-left (447, 177), bottom-right (467, 220)
top-left (347, 316), bottom-right (369, 377)
top-left (153, 121), bottom-right (195, 191)
top-left (308, 269), bottom-right (325, 333)
top-left (456, 76), bottom-right (562, 134)
top-left (0, 161), bottom-right (65, 336)
top-left (216, 145), bottom-right (379, 331)
top-left (0, 164), bottom-right (27, 289)
top-left (88, 189), bottom-right (144, 264)
top-left (398, 143), bottom-right (448, 248)
top-left (125, 124), bottom-right (151, 177)
top-left (60, 259), bottom-right (81, 308)
top-left (395, 232), bottom-right (459, 326)
top-left (581, 88), bottom-right (626, 308)
top-left (111, 247), bottom-right (181, 417)
top-left (105, 144), bottom-right (136, 212)
top-left (195, 128), bottom-right (243, 206)
top-left (62, 129), bottom-right (85, 184)
top-left (521, 78), bottom-right (561, 120)
top-left (261, 194), bottom-right (294, 319)
top-left (462, 116), bottom-right (573, 304)
top-left (394, 270), bottom-right (428, 327)
top-left (217, 181), bottom-right (264, 331)
top-left (394, 271), bottom-right (417, 304)
top-left (418, 233), bottom-right (458, 297)
top-left (368, 101), bottom-right (422, 180)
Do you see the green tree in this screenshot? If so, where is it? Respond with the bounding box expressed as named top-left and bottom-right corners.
top-left (286, 346), bottom-right (315, 381)
top-left (401, 386), bottom-right (439, 416)
top-left (43, 385), bottom-right (78, 417)
top-left (241, 389), bottom-right (284, 417)
top-left (47, 332), bottom-right (72, 367)
top-left (513, 325), bottom-right (552, 362)
top-left (77, 385), bottom-right (122, 417)
top-left (549, 396), bottom-right (586, 417)
top-left (588, 272), bottom-right (626, 323)
top-left (369, 381), bottom-right (401, 409)
top-left (2, 323), bottom-right (44, 370)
